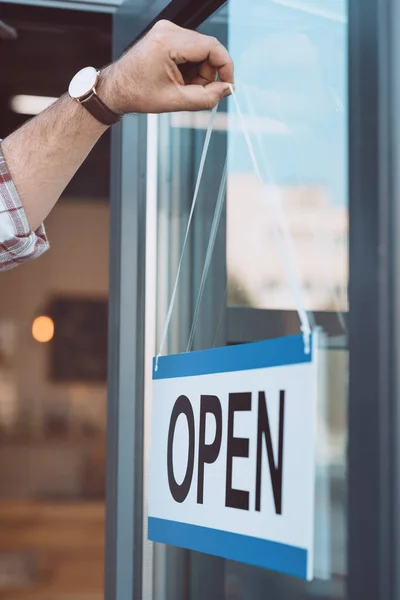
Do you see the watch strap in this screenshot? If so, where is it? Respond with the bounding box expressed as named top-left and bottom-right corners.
top-left (80, 91), bottom-right (121, 126)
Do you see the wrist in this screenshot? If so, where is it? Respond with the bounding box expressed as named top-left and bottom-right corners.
top-left (97, 64), bottom-right (125, 116)
top-left (68, 66), bottom-right (122, 126)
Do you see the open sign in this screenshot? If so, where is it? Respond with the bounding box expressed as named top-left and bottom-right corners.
top-left (149, 335), bottom-right (318, 580)
top-left (166, 389), bottom-right (285, 515)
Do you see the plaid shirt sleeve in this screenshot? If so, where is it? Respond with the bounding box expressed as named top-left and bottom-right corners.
top-left (0, 141), bottom-right (49, 271)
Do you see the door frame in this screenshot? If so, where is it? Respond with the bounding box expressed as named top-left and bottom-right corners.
top-left (4, 0), bottom-right (120, 13)
top-left (348, 0), bottom-right (400, 597)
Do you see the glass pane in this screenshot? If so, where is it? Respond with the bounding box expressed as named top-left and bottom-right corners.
top-left (151, 1), bottom-right (348, 599)
top-left (226, 1), bottom-right (348, 319)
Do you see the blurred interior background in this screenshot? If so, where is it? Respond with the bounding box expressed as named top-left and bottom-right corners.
top-left (0, 4), bottom-right (111, 598)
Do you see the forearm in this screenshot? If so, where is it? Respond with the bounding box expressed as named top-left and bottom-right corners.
top-left (1, 93), bottom-right (107, 231)
top-left (0, 21), bottom-right (233, 241)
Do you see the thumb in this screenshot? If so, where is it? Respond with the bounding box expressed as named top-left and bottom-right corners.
top-left (178, 81), bottom-right (231, 111)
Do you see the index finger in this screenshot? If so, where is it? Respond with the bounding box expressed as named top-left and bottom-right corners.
top-left (173, 30), bottom-right (234, 84)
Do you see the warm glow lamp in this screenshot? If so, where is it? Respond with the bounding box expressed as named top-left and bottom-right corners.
top-left (32, 316), bottom-right (54, 343)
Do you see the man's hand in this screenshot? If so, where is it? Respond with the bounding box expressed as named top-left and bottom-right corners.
top-left (1, 21), bottom-right (233, 236)
top-left (100, 20), bottom-right (234, 114)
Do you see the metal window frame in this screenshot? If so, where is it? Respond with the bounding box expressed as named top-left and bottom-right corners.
top-left (348, 0), bottom-right (400, 597)
top-left (105, 4), bottom-right (168, 598)
top-left (3, 0), bottom-right (121, 14)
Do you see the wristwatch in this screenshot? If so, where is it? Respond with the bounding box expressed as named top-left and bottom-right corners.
top-left (68, 66), bottom-right (121, 127)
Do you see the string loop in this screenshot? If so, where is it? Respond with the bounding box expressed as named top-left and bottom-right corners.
top-left (228, 84), bottom-right (311, 353)
top-left (155, 104), bottom-right (218, 370)
top-left (155, 87), bottom-right (311, 371)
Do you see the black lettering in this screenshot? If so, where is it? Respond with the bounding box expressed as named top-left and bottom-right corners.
top-left (255, 390), bottom-right (285, 514)
top-left (167, 395), bottom-right (195, 503)
top-left (225, 392), bottom-right (251, 510)
top-left (197, 395), bottom-right (222, 504)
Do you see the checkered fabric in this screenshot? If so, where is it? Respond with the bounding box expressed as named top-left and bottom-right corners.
top-left (0, 142), bottom-right (49, 271)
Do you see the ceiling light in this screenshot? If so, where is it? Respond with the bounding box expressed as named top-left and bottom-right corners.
top-left (32, 316), bottom-right (54, 343)
top-left (10, 95), bottom-right (57, 116)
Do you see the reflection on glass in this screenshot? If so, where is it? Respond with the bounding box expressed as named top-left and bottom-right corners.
top-left (227, 0), bottom-right (348, 315)
top-left (225, 2), bottom-right (348, 598)
top-left (153, 1), bottom-right (348, 599)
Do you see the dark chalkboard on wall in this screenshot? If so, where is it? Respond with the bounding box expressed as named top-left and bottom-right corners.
top-left (48, 297), bottom-right (108, 383)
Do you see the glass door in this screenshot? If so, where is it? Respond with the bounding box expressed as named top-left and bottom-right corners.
top-left (107, 0), bottom-right (400, 598)
top-left (151, 2), bottom-right (347, 599)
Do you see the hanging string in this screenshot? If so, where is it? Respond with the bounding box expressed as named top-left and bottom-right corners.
top-left (240, 84), bottom-right (316, 332)
top-left (155, 104), bottom-right (218, 370)
top-left (186, 122), bottom-right (241, 351)
top-left (155, 86), bottom-right (312, 371)
top-left (186, 158), bottom-right (228, 352)
top-left (264, 85), bottom-right (347, 334)
top-left (228, 83), bottom-right (312, 353)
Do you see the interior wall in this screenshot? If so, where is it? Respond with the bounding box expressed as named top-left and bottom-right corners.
top-left (0, 200), bottom-right (109, 436)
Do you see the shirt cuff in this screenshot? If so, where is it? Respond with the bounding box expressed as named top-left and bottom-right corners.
top-left (0, 142), bottom-right (49, 271)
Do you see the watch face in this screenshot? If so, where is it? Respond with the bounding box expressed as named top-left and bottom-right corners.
top-left (68, 66), bottom-right (98, 100)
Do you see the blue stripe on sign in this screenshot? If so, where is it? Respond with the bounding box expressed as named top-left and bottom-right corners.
top-left (153, 334), bottom-right (312, 380)
top-left (148, 517), bottom-right (308, 580)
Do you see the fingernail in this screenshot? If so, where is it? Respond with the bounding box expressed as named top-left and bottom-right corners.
top-left (222, 86), bottom-right (232, 98)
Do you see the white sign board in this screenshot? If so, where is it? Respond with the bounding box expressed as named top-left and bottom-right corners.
top-left (148, 334), bottom-right (318, 580)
